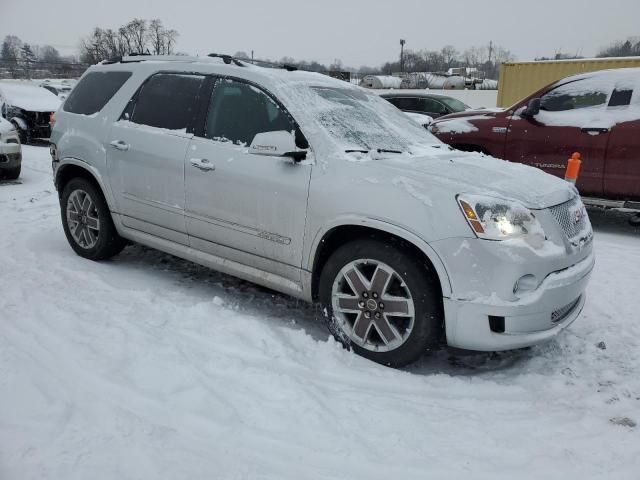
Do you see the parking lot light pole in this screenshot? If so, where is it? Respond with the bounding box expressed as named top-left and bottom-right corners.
top-left (400, 39), bottom-right (406, 72)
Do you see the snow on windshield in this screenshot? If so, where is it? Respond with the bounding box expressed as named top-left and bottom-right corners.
top-left (285, 84), bottom-right (439, 153)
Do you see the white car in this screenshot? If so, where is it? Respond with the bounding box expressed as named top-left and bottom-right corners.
top-left (51, 55), bottom-right (594, 367)
top-left (0, 117), bottom-right (22, 179)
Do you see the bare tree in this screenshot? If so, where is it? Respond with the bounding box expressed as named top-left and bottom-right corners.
top-left (597, 37), bottom-right (640, 57)
top-left (80, 18), bottom-right (180, 64)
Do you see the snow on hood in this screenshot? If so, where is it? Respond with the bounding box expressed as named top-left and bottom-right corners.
top-left (433, 107), bottom-right (505, 122)
top-left (0, 117), bottom-right (15, 134)
top-left (403, 111), bottom-right (433, 126)
top-left (373, 148), bottom-right (575, 209)
top-left (0, 81), bottom-right (61, 112)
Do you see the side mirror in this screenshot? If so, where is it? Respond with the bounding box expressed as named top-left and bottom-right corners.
top-left (249, 130), bottom-right (306, 161)
top-left (521, 98), bottom-right (541, 118)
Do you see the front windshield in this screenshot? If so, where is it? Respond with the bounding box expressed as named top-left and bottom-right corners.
top-left (439, 97), bottom-right (469, 112)
top-left (305, 86), bottom-right (439, 153)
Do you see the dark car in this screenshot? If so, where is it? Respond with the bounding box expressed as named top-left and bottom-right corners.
top-left (380, 92), bottom-right (470, 119)
top-left (0, 81), bottom-right (61, 143)
top-left (430, 68), bottom-right (640, 211)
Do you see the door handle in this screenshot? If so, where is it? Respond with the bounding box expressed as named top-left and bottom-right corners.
top-left (580, 127), bottom-right (609, 135)
top-left (110, 140), bottom-right (130, 151)
top-left (190, 158), bottom-right (216, 171)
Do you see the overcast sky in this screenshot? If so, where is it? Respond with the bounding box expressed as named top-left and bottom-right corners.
top-left (1, 0), bottom-right (638, 67)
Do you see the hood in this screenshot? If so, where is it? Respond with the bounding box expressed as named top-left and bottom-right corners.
top-left (0, 82), bottom-right (61, 112)
top-left (434, 107), bottom-right (506, 122)
top-left (373, 148), bottom-right (575, 209)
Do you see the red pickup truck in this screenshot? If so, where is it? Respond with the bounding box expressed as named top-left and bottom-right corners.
top-left (430, 68), bottom-right (640, 217)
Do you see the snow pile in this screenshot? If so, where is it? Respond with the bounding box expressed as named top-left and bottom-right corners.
top-left (1, 146), bottom-right (639, 479)
top-left (0, 80), bottom-right (62, 112)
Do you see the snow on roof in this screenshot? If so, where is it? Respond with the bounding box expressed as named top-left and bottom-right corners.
top-left (0, 81), bottom-right (62, 112)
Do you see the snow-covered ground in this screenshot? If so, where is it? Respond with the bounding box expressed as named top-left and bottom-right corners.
top-left (1, 146), bottom-right (639, 479)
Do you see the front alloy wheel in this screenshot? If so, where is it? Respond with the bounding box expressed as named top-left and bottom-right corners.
top-left (319, 238), bottom-right (443, 367)
top-left (331, 259), bottom-right (415, 352)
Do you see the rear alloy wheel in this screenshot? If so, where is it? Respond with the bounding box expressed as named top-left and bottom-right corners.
top-left (60, 177), bottom-right (126, 260)
top-left (66, 189), bottom-right (101, 249)
top-left (319, 239), bottom-right (442, 367)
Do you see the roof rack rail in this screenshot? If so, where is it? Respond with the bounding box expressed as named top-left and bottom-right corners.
top-left (207, 53), bottom-right (246, 67)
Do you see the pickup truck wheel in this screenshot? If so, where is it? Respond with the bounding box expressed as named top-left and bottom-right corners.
top-left (2, 165), bottom-right (20, 180)
top-left (60, 177), bottom-right (126, 260)
top-left (319, 239), bottom-right (442, 367)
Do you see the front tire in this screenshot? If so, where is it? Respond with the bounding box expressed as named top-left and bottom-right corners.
top-left (2, 165), bottom-right (20, 179)
top-left (319, 238), bottom-right (443, 367)
top-left (11, 121), bottom-right (27, 144)
top-left (60, 177), bottom-right (126, 260)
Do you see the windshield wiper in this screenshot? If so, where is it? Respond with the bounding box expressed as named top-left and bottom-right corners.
top-left (345, 148), bottom-right (403, 154)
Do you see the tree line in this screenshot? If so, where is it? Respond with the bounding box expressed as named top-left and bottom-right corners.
top-left (3, 20), bottom-right (640, 82)
top-left (79, 18), bottom-right (179, 64)
top-left (1, 35), bottom-right (79, 78)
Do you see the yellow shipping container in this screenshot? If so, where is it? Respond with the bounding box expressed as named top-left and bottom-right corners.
top-left (497, 57), bottom-right (640, 107)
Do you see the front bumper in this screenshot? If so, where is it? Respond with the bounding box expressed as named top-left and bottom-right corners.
top-left (442, 251), bottom-right (594, 351)
top-left (0, 142), bottom-right (22, 169)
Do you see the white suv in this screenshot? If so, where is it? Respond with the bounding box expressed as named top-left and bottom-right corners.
top-left (51, 55), bottom-right (594, 366)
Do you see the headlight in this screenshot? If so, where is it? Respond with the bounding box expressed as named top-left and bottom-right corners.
top-left (457, 194), bottom-right (546, 246)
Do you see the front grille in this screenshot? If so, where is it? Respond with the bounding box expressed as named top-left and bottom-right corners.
top-left (551, 296), bottom-right (581, 323)
top-left (549, 197), bottom-right (591, 243)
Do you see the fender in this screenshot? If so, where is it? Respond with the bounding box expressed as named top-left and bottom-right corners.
top-left (55, 157), bottom-right (118, 213)
top-left (306, 215), bottom-right (453, 298)
top-left (10, 116), bottom-right (27, 131)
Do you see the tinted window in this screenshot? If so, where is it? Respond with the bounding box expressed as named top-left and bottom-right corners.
top-left (63, 71), bottom-right (132, 115)
top-left (439, 97), bottom-right (469, 112)
top-left (392, 97), bottom-right (420, 111)
top-left (540, 79), bottom-right (609, 112)
top-left (128, 73), bottom-right (205, 130)
top-left (205, 79), bottom-right (294, 145)
top-left (419, 98), bottom-right (447, 114)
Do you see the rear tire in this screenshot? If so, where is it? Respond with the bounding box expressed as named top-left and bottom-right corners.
top-left (319, 238), bottom-right (443, 367)
top-left (60, 177), bottom-right (126, 260)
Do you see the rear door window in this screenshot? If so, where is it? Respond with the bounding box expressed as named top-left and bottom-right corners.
top-left (203, 78), bottom-right (295, 145)
top-left (63, 71), bottom-right (132, 115)
top-left (125, 73), bottom-right (206, 131)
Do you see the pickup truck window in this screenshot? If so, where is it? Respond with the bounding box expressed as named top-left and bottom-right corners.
top-left (540, 78), bottom-right (609, 112)
top-left (608, 88), bottom-right (633, 107)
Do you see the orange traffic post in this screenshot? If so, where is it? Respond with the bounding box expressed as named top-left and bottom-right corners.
top-left (565, 152), bottom-right (582, 185)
